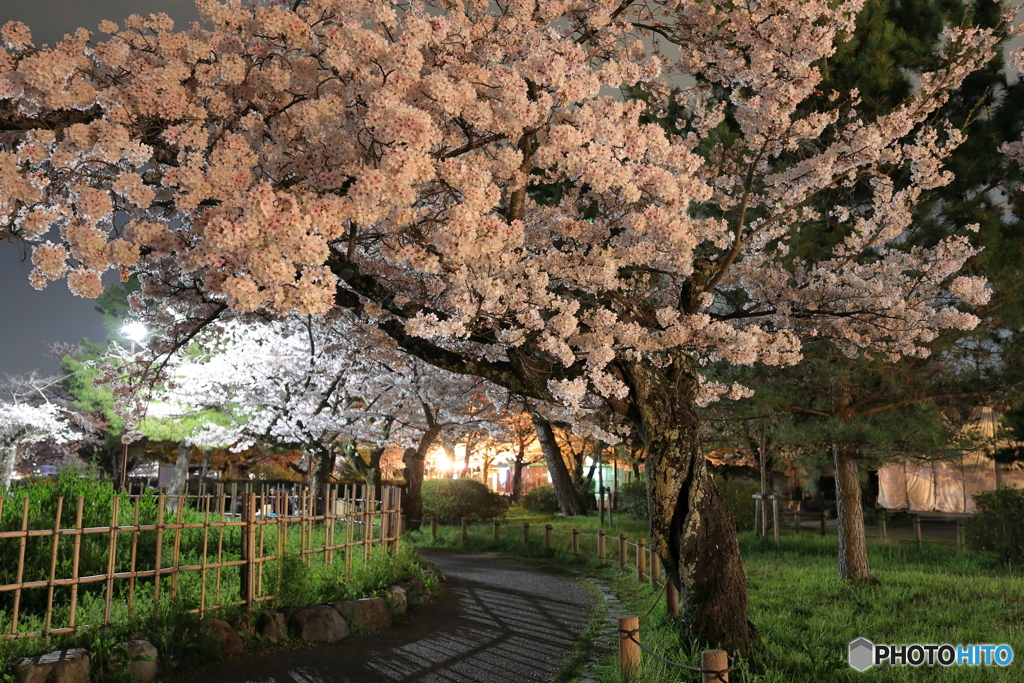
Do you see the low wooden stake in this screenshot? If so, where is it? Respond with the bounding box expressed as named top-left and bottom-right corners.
top-left (598, 529), bottom-right (606, 565)
top-left (522, 522), bottom-right (529, 546)
top-left (618, 615), bottom-right (640, 683)
top-left (666, 576), bottom-right (679, 618)
top-left (913, 515), bottom-right (922, 545)
top-left (461, 517), bottom-right (468, 545)
top-left (493, 520), bottom-right (500, 541)
top-left (701, 650), bottom-right (728, 683)
top-left (879, 511), bottom-right (887, 540)
top-left (956, 520), bottom-right (965, 553)
top-left (571, 528), bottom-right (580, 555)
top-left (820, 509), bottom-right (827, 536)
top-left (545, 524), bottom-right (553, 556)
top-left (619, 533), bottom-right (627, 570)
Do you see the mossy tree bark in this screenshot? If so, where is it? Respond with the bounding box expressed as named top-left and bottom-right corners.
top-left (623, 355), bottom-right (758, 658)
top-left (531, 412), bottom-right (587, 516)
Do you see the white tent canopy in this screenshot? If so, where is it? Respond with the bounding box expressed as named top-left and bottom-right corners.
top-left (876, 407), bottom-right (1024, 513)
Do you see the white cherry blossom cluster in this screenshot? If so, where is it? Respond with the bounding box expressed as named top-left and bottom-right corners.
top-left (0, 0), bottom-right (1007, 411)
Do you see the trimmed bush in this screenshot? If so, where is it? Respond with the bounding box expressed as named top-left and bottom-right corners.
top-left (617, 480), bottom-right (649, 520)
top-left (713, 475), bottom-right (760, 533)
top-left (521, 485), bottom-right (559, 514)
top-left (967, 486), bottom-right (1024, 562)
top-left (421, 478), bottom-right (506, 522)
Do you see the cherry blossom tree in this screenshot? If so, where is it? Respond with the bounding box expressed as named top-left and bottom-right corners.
top-left (0, 0), bottom-right (1009, 655)
top-left (1, 375), bottom-right (78, 490)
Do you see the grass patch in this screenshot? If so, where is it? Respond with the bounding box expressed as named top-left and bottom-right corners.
top-left (418, 507), bottom-right (1024, 682)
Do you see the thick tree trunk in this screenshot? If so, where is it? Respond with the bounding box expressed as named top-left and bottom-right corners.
top-left (166, 440), bottom-right (191, 511)
top-left (311, 447), bottom-right (336, 516)
top-left (834, 445), bottom-right (874, 582)
top-left (403, 424), bottom-right (442, 531)
top-left (624, 356), bottom-right (757, 658)
top-left (1, 444), bottom-right (17, 491)
top-left (511, 446), bottom-right (526, 503)
top-left (531, 413), bottom-right (586, 516)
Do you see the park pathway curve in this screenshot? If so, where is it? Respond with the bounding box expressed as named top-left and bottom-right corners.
top-left (160, 550), bottom-right (593, 683)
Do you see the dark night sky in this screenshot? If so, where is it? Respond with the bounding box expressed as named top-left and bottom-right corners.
top-left (0, 1), bottom-right (198, 377)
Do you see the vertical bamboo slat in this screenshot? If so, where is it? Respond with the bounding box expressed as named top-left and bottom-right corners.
top-left (42, 496), bottom-right (63, 634)
top-left (11, 498), bottom-right (29, 634)
top-left (200, 493), bottom-right (210, 615)
top-left (68, 496), bottom-right (84, 628)
top-left (170, 495), bottom-right (184, 598)
top-left (103, 496), bottom-right (121, 624)
top-left (154, 493), bottom-right (165, 604)
top-left (363, 485), bottom-right (372, 565)
top-left (215, 493), bottom-right (224, 605)
top-left (128, 493), bottom-right (140, 617)
top-left (257, 492), bottom-right (266, 597)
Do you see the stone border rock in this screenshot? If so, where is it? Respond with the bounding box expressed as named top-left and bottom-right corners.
top-left (7, 573), bottom-right (443, 683)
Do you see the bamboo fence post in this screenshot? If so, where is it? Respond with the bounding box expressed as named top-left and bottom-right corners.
top-left (771, 495), bottom-right (780, 545)
top-left (618, 615), bottom-right (640, 682)
top-left (11, 498), bottom-right (29, 634)
top-left (571, 528), bottom-right (580, 555)
top-left (128, 492), bottom-right (140, 617)
top-left (461, 516), bottom-right (468, 544)
top-left (619, 533), bottom-right (627, 570)
top-left (957, 520), bottom-right (965, 552)
top-left (879, 511), bottom-right (887, 540)
top-left (200, 493), bottom-right (210, 615)
top-left (170, 495), bottom-right (184, 598)
top-left (215, 492), bottom-right (224, 605)
top-left (245, 493), bottom-right (257, 609)
top-left (914, 515), bottom-right (923, 545)
top-left (650, 551), bottom-right (660, 586)
top-left (820, 509), bottom-right (827, 536)
top-left (104, 495), bottom-right (121, 624)
top-left (430, 515), bottom-right (437, 542)
top-left (68, 496), bottom-right (84, 628)
top-left (522, 522), bottom-right (529, 547)
top-left (345, 486), bottom-right (354, 579)
top-left (363, 485), bottom-right (373, 565)
top-left (637, 539), bottom-right (646, 582)
top-left (43, 496), bottom-right (64, 634)
top-left (545, 524), bottom-right (553, 557)
top-left (666, 576), bottom-right (679, 618)
top-left (701, 650), bottom-right (729, 683)
top-left (257, 491), bottom-right (266, 596)
top-left (300, 488), bottom-right (308, 565)
top-left (326, 486), bottom-right (336, 566)
top-left (493, 519), bottom-right (500, 541)
top-left (598, 529), bottom-right (606, 565)
top-left (154, 493), bottom-right (165, 605)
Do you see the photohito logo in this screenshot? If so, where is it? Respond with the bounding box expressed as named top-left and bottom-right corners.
top-left (848, 638), bottom-right (1014, 671)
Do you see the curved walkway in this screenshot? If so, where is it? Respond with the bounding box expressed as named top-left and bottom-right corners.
top-left (162, 550), bottom-right (593, 683)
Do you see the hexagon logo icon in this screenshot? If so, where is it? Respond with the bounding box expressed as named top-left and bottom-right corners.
top-left (849, 638), bottom-right (875, 671)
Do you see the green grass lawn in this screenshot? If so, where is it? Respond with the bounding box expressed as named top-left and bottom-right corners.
top-left (416, 509), bottom-right (1024, 682)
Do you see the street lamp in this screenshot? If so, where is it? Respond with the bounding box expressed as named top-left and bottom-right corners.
top-left (118, 320), bottom-right (148, 490)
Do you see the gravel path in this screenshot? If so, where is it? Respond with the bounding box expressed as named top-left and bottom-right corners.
top-left (161, 550), bottom-right (593, 683)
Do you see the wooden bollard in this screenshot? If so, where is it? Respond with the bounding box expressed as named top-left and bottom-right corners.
top-left (956, 520), bottom-right (965, 552)
top-left (650, 551), bottom-right (660, 586)
top-left (598, 529), bottom-right (607, 565)
top-left (794, 509), bottom-right (801, 534)
top-left (879, 511), bottom-right (887, 540)
top-left (666, 576), bottom-right (679, 618)
top-left (571, 528), bottom-right (580, 555)
top-left (701, 650), bottom-right (728, 683)
top-left (619, 533), bottom-right (627, 570)
top-left (493, 520), bottom-right (500, 541)
top-left (545, 524), bottom-right (553, 556)
top-left (461, 517), bottom-right (468, 545)
top-left (522, 522), bottom-right (529, 546)
top-left (618, 615), bottom-right (640, 682)
top-left (637, 539), bottom-right (647, 582)
top-left (431, 515), bottom-right (437, 541)
top-left (914, 515), bottom-right (922, 545)
top-left (771, 495), bottom-right (780, 545)
top-left (820, 509), bottom-right (828, 536)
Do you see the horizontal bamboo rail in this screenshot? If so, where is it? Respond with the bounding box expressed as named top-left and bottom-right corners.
top-left (0, 483), bottom-right (401, 640)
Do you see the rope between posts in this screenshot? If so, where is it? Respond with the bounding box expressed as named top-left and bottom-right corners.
top-left (619, 629), bottom-right (730, 681)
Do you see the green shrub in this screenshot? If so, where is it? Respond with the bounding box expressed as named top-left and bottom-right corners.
top-left (521, 485), bottom-right (559, 514)
top-left (966, 486), bottom-right (1024, 561)
top-left (617, 480), bottom-right (649, 520)
top-left (422, 478), bottom-right (506, 522)
top-left (713, 475), bottom-right (760, 533)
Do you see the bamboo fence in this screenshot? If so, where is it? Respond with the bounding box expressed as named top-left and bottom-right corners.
top-left (0, 483), bottom-right (401, 640)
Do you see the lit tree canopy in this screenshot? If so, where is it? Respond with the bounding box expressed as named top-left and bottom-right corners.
top-left (0, 0), bottom-right (1009, 655)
